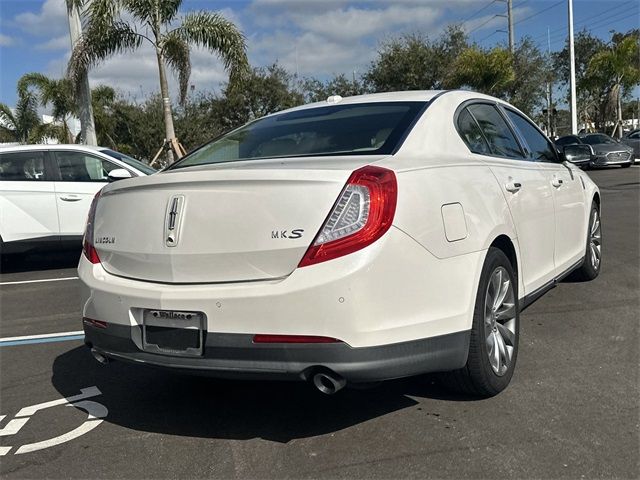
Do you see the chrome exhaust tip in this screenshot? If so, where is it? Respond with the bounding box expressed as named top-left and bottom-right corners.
top-left (312, 372), bottom-right (346, 395)
top-left (91, 348), bottom-right (110, 365)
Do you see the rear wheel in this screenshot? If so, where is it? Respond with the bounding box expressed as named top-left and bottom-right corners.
top-left (621, 163), bottom-right (631, 168)
top-left (441, 247), bottom-right (519, 397)
top-left (570, 204), bottom-right (601, 281)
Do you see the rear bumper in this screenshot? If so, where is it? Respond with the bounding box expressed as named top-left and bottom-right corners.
top-left (84, 323), bottom-right (470, 382)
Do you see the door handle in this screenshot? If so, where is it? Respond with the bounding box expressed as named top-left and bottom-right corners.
top-left (505, 181), bottom-right (522, 193)
top-left (551, 177), bottom-right (564, 188)
top-left (59, 195), bottom-right (82, 202)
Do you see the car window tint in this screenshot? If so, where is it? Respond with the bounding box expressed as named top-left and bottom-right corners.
top-left (467, 104), bottom-right (523, 159)
top-left (555, 136), bottom-right (580, 147)
top-left (169, 102), bottom-right (427, 169)
top-left (55, 151), bottom-right (119, 182)
top-left (0, 151), bottom-right (47, 181)
top-left (504, 109), bottom-right (558, 162)
top-left (629, 132), bottom-right (640, 139)
top-left (457, 108), bottom-right (491, 155)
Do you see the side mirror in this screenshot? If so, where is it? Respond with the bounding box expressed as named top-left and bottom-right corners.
top-left (107, 168), bottom-right (132, 182)
top-left (563, 144), bottom-right (593, 165)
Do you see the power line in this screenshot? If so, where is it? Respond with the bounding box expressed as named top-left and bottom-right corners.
top-left (529, 0), bottom-right (634, 44)
top-left (462, 0), bottom-right (498, 24)
top-left (468, 15), bottom-right (501, 34)
top-left (538, 8), bottom-right (636, 49)
top-left (514, 0), bottom-right (564, 26)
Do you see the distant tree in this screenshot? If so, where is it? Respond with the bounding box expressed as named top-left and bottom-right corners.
top-left (585, 30), bottom-right (640, 137)
top-left (0, 94), bottom-right (66, 144)
top-left (365, 26), bottom-right (468, 92)
top-left (203, 64), bottom-right (304, 133)
top-left (68, 0), bottom-right (249, 162)
top-left (302, 73), bottom-right (369, 102)
top-left (508, 39), bottom-right (548, 116)
top-left (17, 73), bottom-right (77, 143)
top-left (554, 30), bottom-right (608, 130)
top-left (447, 47), bottom-right (515, 98)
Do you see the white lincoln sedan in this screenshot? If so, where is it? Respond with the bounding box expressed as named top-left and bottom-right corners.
top-left (80, 91), bottom-right (601, 397)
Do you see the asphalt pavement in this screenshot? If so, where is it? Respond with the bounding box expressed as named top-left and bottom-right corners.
top-left (1, 167), bottom-right (638, 479)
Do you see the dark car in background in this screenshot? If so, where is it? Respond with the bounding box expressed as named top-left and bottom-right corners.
top-left (555, 133), bottom-right (634, 168)
top-left (621, 130), bottom-right (640, 161)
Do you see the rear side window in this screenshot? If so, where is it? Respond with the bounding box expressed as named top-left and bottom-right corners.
top-left (504, 109), bottom-right (558, 162)
top-left (169, 102), bottom-right (427, 169)
top-left (457, 108), bottom-right (491, 155)
top-left (467, 104), bottom-right (524, 159)
top-left (555, 136), bottom-right (581, 147)
top-left (0, 151), bottom-right (47, 181)
top-left (54, 151), bottom-right (120, 182)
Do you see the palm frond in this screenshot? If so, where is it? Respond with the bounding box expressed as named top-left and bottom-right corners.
top-left (66, 0), bottom-right (87, 13)
top-left (68, 21), bottom-right (143, 88)
top-left (162, 32), bottom-right (191, 105)
top-left (0, 103), bottom-right (17, 132)
top-left (174, 11), bottom-right (248, 82)
top-left (86, 0), bottom-right (123, 28)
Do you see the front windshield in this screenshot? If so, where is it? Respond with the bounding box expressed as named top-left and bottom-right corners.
top-left (582, 134), bottom-right (616, 145)
top-left (169, 102), bottom-right (427, 170)
top-left (101, 149), bottom-right (157, 175)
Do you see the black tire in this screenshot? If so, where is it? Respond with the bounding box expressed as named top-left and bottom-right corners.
top-left (440, 247), bottom-right (519, 398)
top-left (570, 204), bottom-right (601, 281)
top-left (621, 163), bottom-right (631, 168)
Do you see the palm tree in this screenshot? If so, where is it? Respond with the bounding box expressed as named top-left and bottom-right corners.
top-left (17, 73), bottom-right (77, 143)
top-left (67, 0), bottom-right (249, 162)
top-left (0, 91), bottom-right (65, 144)
top-left (586, 34), bottom-right (640, 138)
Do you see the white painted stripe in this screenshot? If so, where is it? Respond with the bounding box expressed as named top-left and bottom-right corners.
top-left (0, 331), bottom-right (84, 343)
top-left (0, 446), bottom-right (11, 456)
top-left (0, 277), bottom-right (79, 286)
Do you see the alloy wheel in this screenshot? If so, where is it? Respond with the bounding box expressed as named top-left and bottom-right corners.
top-left (484, 267), bottom-right (517, 376)
top-left (590, 210), bottom-right (602, 271)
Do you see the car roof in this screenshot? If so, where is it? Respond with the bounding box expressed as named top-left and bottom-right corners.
top-left (267, 90), bottom-right (512, 117)
top-left (0, 144), bottom-right (109, 153)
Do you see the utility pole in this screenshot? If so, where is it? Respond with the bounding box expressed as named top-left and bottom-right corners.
top-left (67, 0), bottom-right (97, 145)
top-left (507, 0), bottom-right (515, 53)
top-left (568, 0), bottom-right (578, 134)
top-left (546, 27), bottom-right (553, 137)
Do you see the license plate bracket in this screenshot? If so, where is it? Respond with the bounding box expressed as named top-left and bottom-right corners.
top-left (142, 309), bottom-right (205, 357)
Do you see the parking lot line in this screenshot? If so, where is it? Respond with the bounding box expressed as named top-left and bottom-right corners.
top-left (0, 331), bottom-right (84, 347)
top-left (0, 277), bottom-right (79, 286)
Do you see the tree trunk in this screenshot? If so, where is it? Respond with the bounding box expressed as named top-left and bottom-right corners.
top-left (67, 3), bottom-right (97, 146)
top-left (156, 48), bottom-right (176, 164)
top-left (616, 82), bottom-right (623, 139)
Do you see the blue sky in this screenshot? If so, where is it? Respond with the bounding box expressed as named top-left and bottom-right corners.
top-left (0, 0), bottom-right (638, 107)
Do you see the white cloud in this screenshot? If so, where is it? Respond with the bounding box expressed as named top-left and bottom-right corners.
top-left (290, 4), bottom-right (441, 42)
top-left (15, 0), bottom-right (68, 37)
top-left (36, 34), bottom-right (70, 51)
top-left (0, 34), bottom-right (15, 46)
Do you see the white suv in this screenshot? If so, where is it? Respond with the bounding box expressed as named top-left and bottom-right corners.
top-left (0, 144), bottom-right (155, 254)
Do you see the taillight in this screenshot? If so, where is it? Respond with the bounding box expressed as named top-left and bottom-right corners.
top-left (298, 165), bottom-right (397, 267)
top-left (83, 190), bottom-right (102, 264)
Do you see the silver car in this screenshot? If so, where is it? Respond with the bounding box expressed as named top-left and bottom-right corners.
top-left (621, 130), bottom-right (640, 161)
top-left (555, 133), bottom-right (633, 168)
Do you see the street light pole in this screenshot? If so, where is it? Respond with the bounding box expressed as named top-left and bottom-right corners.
top-left (568, 0), bottom-right (578, 134)
top-left (507, 0), bottom-right (515, 53)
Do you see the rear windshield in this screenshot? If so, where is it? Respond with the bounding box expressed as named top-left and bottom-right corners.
top-left (169, 102), bottom-right (427, 169)
top-left (100, 149), bottom-right (157, 175)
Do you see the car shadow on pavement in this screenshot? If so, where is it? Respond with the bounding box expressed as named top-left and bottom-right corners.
top-left (0, 250), bottom-right (81, 274)
top-left (52, 346), bottom-right (478, 443)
